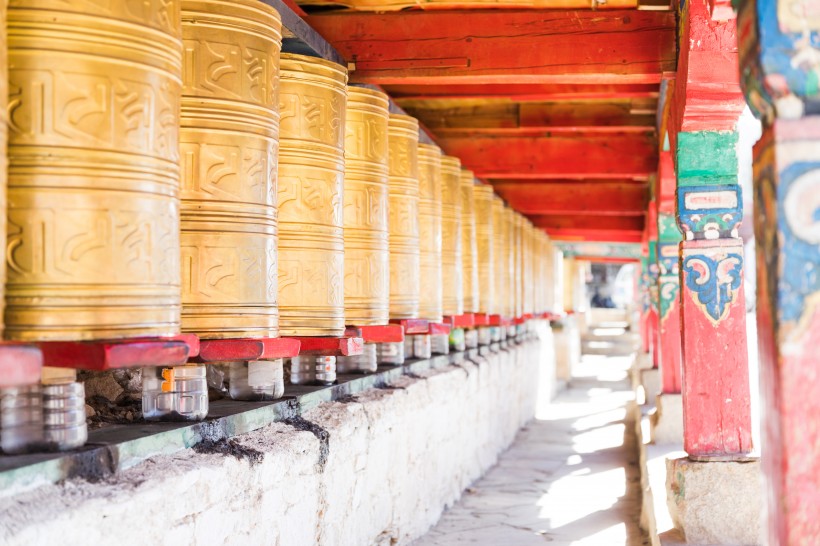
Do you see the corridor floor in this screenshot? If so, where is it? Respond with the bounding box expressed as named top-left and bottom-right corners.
top-left (414, 354), bottom-right (647, 546)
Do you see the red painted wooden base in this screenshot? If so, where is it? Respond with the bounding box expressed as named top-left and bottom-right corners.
top-left (345, 324), bottom-right (405, 343)
top-left (389, 319), bottom-right (430, 334)
top-left (39, 335), bottom-right (198, 371)
top-left (443, 314), bottom-right (475, 329)
top-left (0, 345), bottom-right (43, 387)
top-left (429, 323), bottom-right (452, 336)
top-left (290, 337), bottom-right (364, 357)
top-left (194, 338), bottom-right (301, 363)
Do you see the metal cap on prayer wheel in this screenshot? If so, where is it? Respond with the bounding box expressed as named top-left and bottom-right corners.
top-left (491, 196), bottom-right (507, 317)
top-left (440, 155), bottom-right (463, 317)
top-left (387, 115), bottom-right (420, 319)
top-left (460, 170), bottom-right (479, 314)
top-left (278, 54), bottom-right (348, 336)
top-left (417, 144), bottom-right (443, 322)
top-left (343, 86), bottom-right (390, 326)
top-left (6, 0), bottom-right (183, 341)
top-left (180, 0), bottom-right (282, 339)
top-left (473, 184), bottom-right (495, 315)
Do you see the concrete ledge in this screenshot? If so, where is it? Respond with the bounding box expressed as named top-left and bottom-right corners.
top-left (0, 332), bottom-right (554, 545)
top-left (640, 368), bottom-right (661, 406)
top-left (651, 393), bottom-right (683, 445)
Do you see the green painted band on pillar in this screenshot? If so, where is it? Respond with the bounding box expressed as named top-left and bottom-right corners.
top-left (676, 131), bottom-right (739, 186)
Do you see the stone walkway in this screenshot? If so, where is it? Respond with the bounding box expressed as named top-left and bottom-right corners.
top-left (414, 354), bottom-right (647, 546)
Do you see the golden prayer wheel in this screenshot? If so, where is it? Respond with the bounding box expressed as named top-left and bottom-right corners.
top-left (6, 0), bottom-right (183, 341)
top-left (0, 3), bottom-right (7, 339)
top-left (278, 54), bottom-right (347, 336)
top-left (473, 184), bottom-right (495, 315)
top-left (343, 87), bottom-right (390, 326)
top-left (460, 170), bottom-right (479, 314)
top-left (523, 220), bottom-right (534, 316)
top-left (503, 207), bottom-right (517, 318)
top-left (440, 155), bottom-right (463, 317)
top-left (513, 213), bottom-right (524, 319)
top-left (417, 144), bottom-right (443, 322)
top-left (179, 0), bottom-right (282, 339)
top-left (387, 115), bottom-right (420, 319)
top-left (491, 197), bottom-right (507, 317)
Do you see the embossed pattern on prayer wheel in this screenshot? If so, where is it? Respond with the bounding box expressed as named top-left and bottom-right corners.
top-left (417, 144), bottom-right (443, 322)
top-left (278, 54), bottom-right (347, 336)
top-left (491, 197), bottom-right (507, 317)
top-left (343, 87), bottom-right (390, 326)
top-left (180, 0), bottom-right (282, 339)
top-left (6, 0), bottom-right (183, 341)
top-left (387, 115), bottom-right (420, 319)
top-left (512, 211), bottom-right (523, 319)
top-left (440, 155), bottom-right (463, 316)
top-left (503, 207), bottom-right (517, 318)
top-left (0, 3), bottom-right (7, 338)
top-left (460, 170), bottom-right (479, 314)
top-left (474, 184), bottom-right (495, 315)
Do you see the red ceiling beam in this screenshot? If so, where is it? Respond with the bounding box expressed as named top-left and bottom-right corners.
top-left (494, 182), bottom-right (648, 215)
top-left (529, 214), bottom-right (645, 231)
top-left (384, 83), bottom-right (661, 102)
top-left (308, 10), bottom-right (676, 85)
top-left (399, 101), bottom-right (656, 134)
top-left (546, 229), bottom-right (644, 243)
top-left (439, 134), bottom-right (657, 179)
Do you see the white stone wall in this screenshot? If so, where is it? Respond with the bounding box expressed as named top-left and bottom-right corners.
top-left (0, 330), bottom-right (554, 546)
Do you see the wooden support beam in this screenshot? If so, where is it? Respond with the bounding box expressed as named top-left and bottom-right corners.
top-left (494, 182), bottom-right (648, 215)
top-left (308, 10), bottom-right (676, 85)
top-left (547, 229), bottom-right (643, 243)
top-left (440, 134), bottom-right (657, 179)
top-left (399, 100), bottom-right (657, 134)
top-left (385, 83), bottom-right (661, 102)
top-left (529, 214), bottom-right (645, 231)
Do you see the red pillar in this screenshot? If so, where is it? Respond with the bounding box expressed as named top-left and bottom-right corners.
top-left (737, 0), bottom-right (820, 540)
top-left (672, 0), bottom-right (751, 459)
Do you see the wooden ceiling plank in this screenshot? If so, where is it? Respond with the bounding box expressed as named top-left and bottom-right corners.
top-left (439, 134), bottom-right (657, 179)
top-left (493, 181), bottom-right (649, 215)
top-left (307, 10), bottom-right (676, 85)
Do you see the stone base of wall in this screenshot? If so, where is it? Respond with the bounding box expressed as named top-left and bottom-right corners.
top-left (0, 330), bottom-right (555, 546)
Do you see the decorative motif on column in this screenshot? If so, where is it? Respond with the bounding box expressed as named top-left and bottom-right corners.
top-left (681, 244), bottom-right (743, 324)
top-left (658, 242), bottom-right (680, 323)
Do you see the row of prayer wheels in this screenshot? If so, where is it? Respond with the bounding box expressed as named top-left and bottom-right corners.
top-left (0, 0), bottom-right (556, 348)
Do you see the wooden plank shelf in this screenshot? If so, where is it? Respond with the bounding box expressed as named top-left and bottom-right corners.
top-left (38, 335), bottom-right (198, 372)
top-left (193, 338), bottom-right (301, 363)
top-left (345, 325), bottom-right (405, 343)
top-left (390, 318), bottom-right (430, 335)
top-left (291, 337), bottom-right (364, 357)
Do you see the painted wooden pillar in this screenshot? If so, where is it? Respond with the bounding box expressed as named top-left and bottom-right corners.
top-left (657, 151), bottom-right (683, 394)
top-left (737, 0), bottom-right (820, 541)
top-left (676, 131), bottom-right (752, 458)
top-left (647, 195), bottom-right (660, 369)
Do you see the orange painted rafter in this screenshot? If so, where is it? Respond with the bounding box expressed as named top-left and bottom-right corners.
top-left (493, 182), bottom-right (649, 215)
top-left (399, 100), bottom-right (657, 134)
top-left (308, 10), bottom-right (676, 85)
top-left (385, 83), bottom-right (661, 102)
top-left (439, 134), bottom-right (657, 179)
top-left (529, 214), bottom-right (645, 231)
top-left (546, 229), bottom-right (644, 243)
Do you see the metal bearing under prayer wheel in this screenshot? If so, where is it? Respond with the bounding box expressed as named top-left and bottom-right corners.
top-left (417, 143), bottom-right (443, 323)
top-left (277, 53), bottom-right (347, 336)
top-left (440, 155), bottom-right (463, 317)
top-left (473, 184), bottom-right (495, 316)
top-left (5, 0), bottom-right (183, 341)
top-left (492, 198), bottom-right (509, 318)
top-left (343, 87), bottom-right (390, 326)
top-left (386, 114), bottom-right (420, 319)
top-left (179, 0), bottom-right (282, 338)
top-left (460, 170), bottom-right (479, 314)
